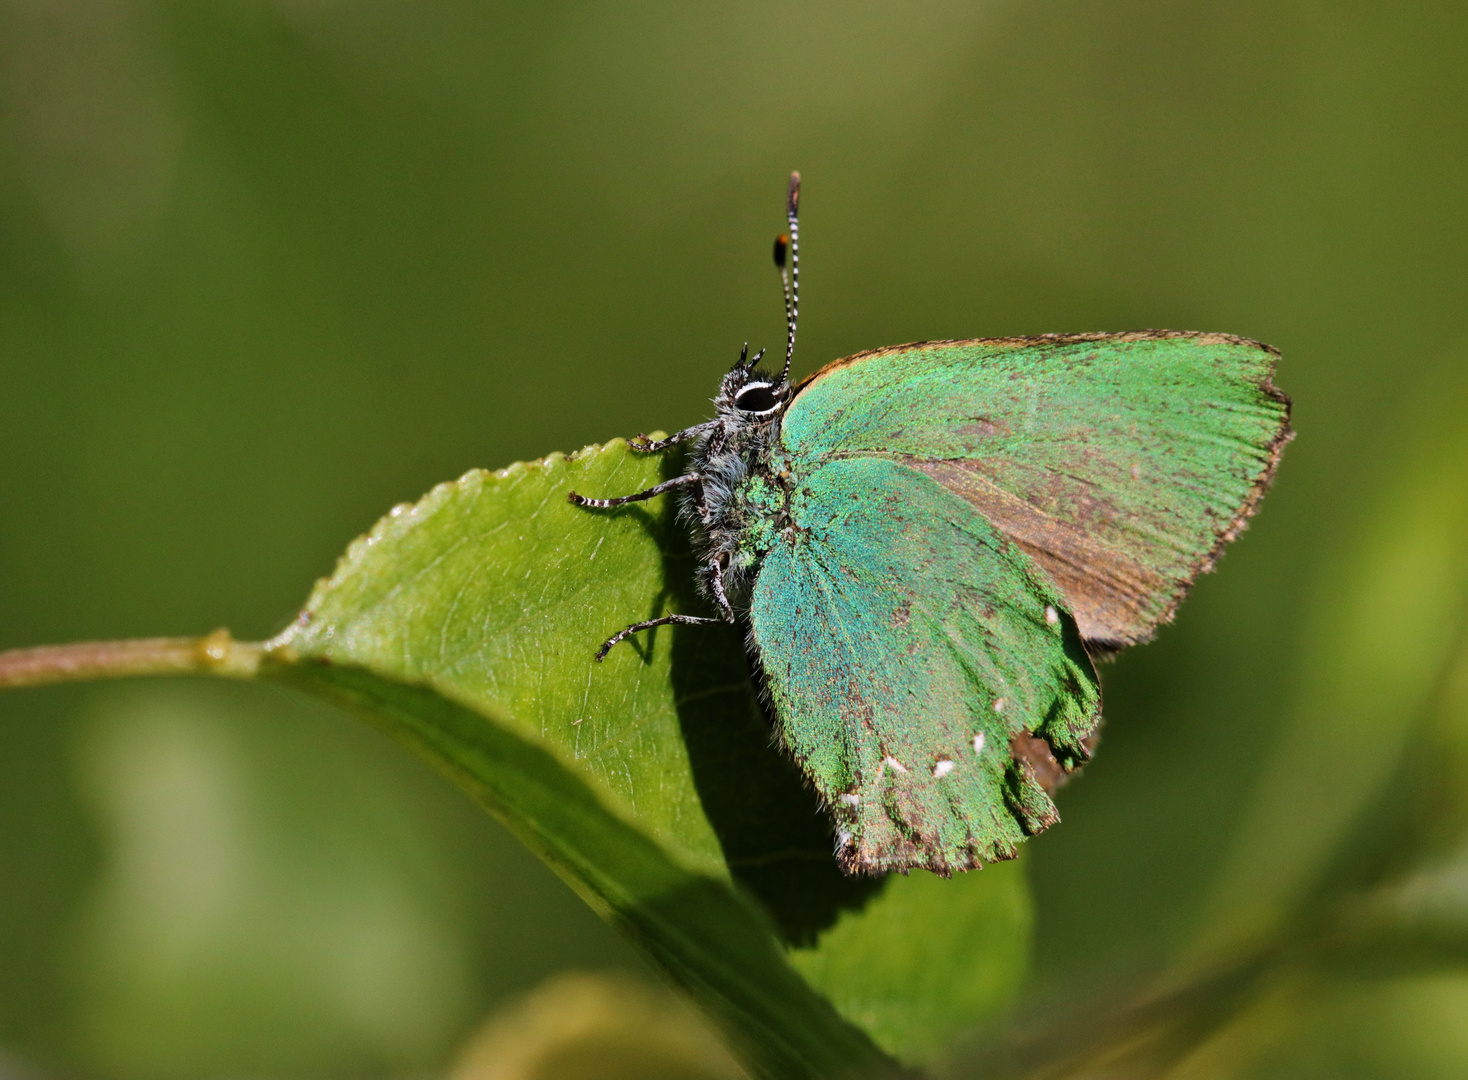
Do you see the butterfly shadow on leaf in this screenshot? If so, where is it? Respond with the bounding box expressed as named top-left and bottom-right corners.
top-left (639, 447), bottom-right (888, 947)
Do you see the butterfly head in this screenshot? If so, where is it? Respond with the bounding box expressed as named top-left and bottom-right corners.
top-left (716, 343), bottom-right (791, 421)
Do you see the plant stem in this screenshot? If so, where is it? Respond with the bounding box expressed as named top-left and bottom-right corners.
top-left (0, 629), bottom-right (264, 689)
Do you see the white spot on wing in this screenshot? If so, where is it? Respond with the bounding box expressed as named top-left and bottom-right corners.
top-left (973, 733), bottom-right (986, 754)
top-left (839, 793), bottom-right (860, 808)
top-left (882, 755), bottom-right (908, 774)
top-left (1045, 605), bottom-right (1059, 625)
top-left (992, 697), bottom-right (1006, 713)
top-left (933, 759), bottom-right (955, 778)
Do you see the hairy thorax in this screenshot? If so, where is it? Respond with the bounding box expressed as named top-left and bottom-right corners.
top-left (685, 414), bottom-right (793, 610)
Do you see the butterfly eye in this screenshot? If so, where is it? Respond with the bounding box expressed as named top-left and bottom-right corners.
top-left (735, 384), bottom-right (780, 414)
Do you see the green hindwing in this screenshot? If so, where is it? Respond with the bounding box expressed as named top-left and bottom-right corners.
top-left (782, 332), bottom-right (1292, 648)
top-left (749, 456), bottom-right (1101, 875)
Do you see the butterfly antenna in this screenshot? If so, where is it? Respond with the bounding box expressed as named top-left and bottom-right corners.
top-left (774, 171), bottom-right (800, 384)
top-left (774, 238), bottom-right (793, 357)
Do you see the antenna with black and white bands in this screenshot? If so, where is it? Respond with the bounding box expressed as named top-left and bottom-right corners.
top-left (773, 171), bottom-right (800, 384)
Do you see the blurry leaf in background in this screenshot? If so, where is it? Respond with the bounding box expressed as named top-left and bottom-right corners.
top-left (56, 680), bottom-right (639, 1080)
top-left (68, 684), bottom-right (475, 1075)
top-left (1368, 638), bottom-right (1468, 943)
top-left (1225, 975), bottom-right (1468, 1080)
top-left (448, 970), bottom-right (749, 1080)
top-left (1198, 336), bottom-right (1468, 957)
top-left (1302, 343), bottom-right (1468, 970)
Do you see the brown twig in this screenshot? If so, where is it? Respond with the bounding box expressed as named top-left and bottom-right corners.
top-left (0, 629), bottom-right (264, 688)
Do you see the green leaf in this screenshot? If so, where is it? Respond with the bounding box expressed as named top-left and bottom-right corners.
top-left (260, 439), bottom-right (1031, 1076)
top-left (790, 867), bottom-right (1031, 1066)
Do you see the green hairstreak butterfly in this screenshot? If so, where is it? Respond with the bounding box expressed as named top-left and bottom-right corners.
top-left (569, 173), bottom-right (1292, 876)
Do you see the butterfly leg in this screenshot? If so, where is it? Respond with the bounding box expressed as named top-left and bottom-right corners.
top-left (708, 552), bottom-right (736, 621)
top-left (567, 472), bottom-right (702, 509)
top-left (595, 553), bottom-right (736, 661)
top-left (628, 421), bottom-right (716, 454)
top-left (595, 612), bottom-right (723, 661)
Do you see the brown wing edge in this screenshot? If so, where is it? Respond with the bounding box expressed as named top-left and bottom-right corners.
top-left (794, 329), bottom-right (1279, 390)
top-left (795, 330), bottom-right (1295, 654)
top-left (829, 723), bottom-right (1100, 878)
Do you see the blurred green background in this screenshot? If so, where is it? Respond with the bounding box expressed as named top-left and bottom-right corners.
top-left (2, 1), bottom-right (1467, 1077)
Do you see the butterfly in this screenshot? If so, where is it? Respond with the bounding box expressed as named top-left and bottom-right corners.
top-left (570, 173), bottom-right (1292, 876)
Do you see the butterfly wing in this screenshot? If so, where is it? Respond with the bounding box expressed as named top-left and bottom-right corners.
top-left (749, 455), bottom-right (1100, 875)
top-left (781, 332), bottom-right (1292, 648)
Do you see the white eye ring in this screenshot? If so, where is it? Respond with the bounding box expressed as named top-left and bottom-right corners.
top-left (734, 382), bottom-right (781, 414)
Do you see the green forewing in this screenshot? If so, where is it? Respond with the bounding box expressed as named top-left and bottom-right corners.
top-left (782, 333), bottom-right (1291, 647)
top-left (750, 456), bottom-right (1101, 875)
